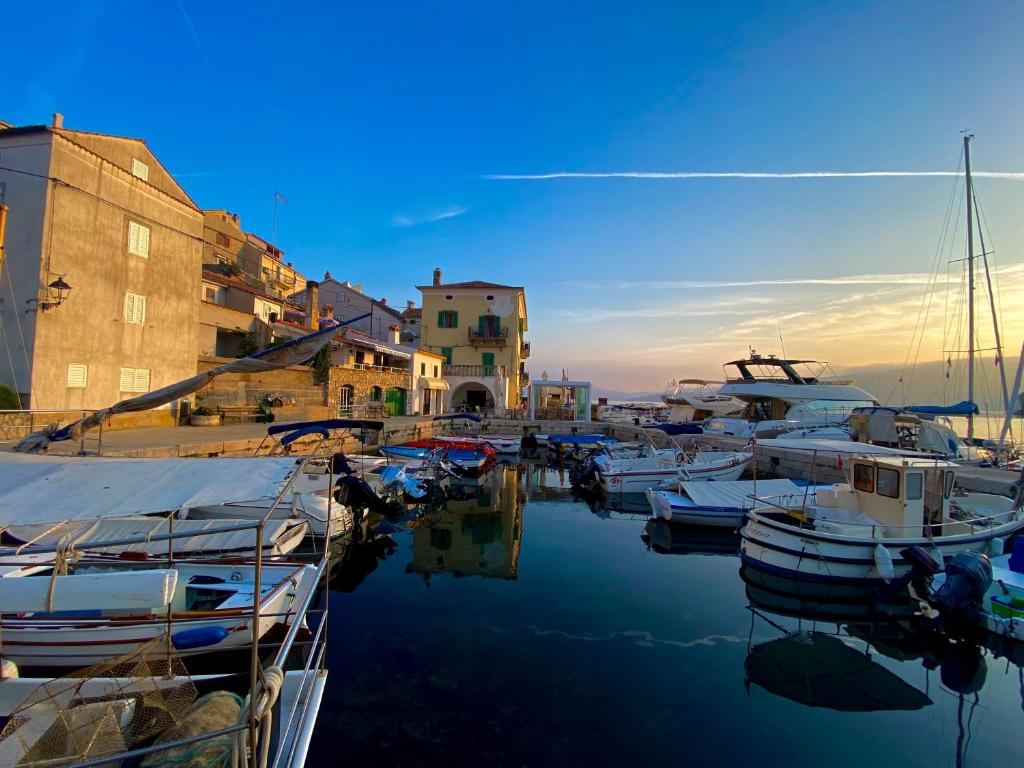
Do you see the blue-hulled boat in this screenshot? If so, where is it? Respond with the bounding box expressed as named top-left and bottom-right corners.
top-left (379, 445), bottom-right (492, 471)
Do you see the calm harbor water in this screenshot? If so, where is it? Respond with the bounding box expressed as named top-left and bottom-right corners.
top-left (309, 461), bottom-right (1024, 767)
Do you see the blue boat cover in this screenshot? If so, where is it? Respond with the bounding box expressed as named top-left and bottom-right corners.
top-left (267, 419), bottom-right (385, 436)
top-left (904, 400), bottom-right (979, 417)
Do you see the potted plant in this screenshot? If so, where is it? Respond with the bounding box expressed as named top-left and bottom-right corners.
top-left (190, 405), bottom-right (221, 426)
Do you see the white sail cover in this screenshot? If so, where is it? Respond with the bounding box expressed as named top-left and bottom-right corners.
top-left (0, 454), bottom-right (300, 526)
top-left (754, 438), bottom-right (924, 455)
top-left (680, 478), bottom-right (809, 510)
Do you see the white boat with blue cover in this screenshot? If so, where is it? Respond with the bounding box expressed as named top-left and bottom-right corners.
top-left (596, 447), bottom-right (751, 493)
top-left (646, 478), bottom-right (822, 527)
top-left (379, 445), bottom-right (491, 471)
top-left (740, 455), bottom-right (1024, 586)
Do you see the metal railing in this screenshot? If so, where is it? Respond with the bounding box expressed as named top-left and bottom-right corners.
top-left (468, 327), bottom-right (508, 344)
top-left (0, 408), bottom-right (104, 454)
top-left (444, 364), bottom-right (506, 378)
top-left (1, 445), bottom-right (335, 768)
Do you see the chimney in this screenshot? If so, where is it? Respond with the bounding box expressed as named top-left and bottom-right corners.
top-left (389, 324), bottom-right (401, 345)
top-left (432, 267), bottom-right (442, 287)
top-left (379, 297), bottom-right (388, 306)
top-left (406, 300), bottom-right (415, 310)
top-left (52, 113), bottom-right (64, 129)
top-left (321, 304), bottom-right (334, 320)
top-left (305, 280), bottom-right (320, 329)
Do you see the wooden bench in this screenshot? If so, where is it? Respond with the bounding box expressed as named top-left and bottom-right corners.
top-left (216, 404), bottom-right (263, 423)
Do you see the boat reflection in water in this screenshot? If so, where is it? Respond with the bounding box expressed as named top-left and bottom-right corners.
top-left (641, 518), bottom-right (739, 557)
top-left (406, 464), bottom-right (523, 583)
top-left (743, 566), bottom-right (1015, 766)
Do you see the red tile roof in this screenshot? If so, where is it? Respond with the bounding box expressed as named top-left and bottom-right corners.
top-left (415, 280), bottom-right (523, 290)
top-left (202, 270), bottom-right (292, 304)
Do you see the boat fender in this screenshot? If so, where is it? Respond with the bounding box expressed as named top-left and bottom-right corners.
top-left (988, 537), bottom-right (1005, 558)
top-left (873, 544), bottom-right (895, 583)
top-left (172, 625), bottom-right (230, 650)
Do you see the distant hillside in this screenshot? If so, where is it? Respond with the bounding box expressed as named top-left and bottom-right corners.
top-left (592, 386), bottom-right (664, 403)
top-left (838, 359), bottom-right (1023, 410)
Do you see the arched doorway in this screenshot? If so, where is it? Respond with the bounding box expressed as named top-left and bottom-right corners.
top-left (449, 382), bottom-right (494, 413)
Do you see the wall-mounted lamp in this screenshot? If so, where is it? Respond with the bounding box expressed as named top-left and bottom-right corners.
top-left (27, 276), bottom-right (73, 312)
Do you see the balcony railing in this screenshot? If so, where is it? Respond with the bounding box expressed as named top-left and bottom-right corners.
top-left (520, 370), bottom-right (530, 383)
top-left (343, 362), bottom-right (409, 376)
top-left (468, 326), bottom-right (509, 346)
top-left (444, 364), bottom-right (507, 378)
top-left (520, 341), bottom-right (531, 358)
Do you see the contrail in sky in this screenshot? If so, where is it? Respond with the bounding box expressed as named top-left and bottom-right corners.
top-left (483, 171), bottom-right (1024, 180)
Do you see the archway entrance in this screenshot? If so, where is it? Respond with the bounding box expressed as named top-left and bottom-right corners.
top-left (450, 382), bottom-right (494, 413)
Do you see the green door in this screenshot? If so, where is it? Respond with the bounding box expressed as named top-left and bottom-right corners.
top-left (481, 352), bottom-right (495, 376)
top-left (384, 387), bottom-right (406, 417)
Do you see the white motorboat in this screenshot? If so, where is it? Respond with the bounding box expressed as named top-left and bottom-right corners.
top-left (0, 560), bottom-right (318, 668)
top-left (740, 455), bottom-right (1024, 586)
top-left (700, 354), bottom-right (878, 438)
top-left (660, 379), bottom-right (746, 423)
top-left (645, 478), bottom-right (821, 527)
top-left (187, 490), bottom-right (353, 539)
top-left (595, 446), bottom-right (751, 493)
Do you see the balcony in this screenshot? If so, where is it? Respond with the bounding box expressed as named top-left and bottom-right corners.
top-left (444, 364), bottom-right (507, 378)
top-left (520, 370), bottom-right (529, 384)
top-left (468, 326), bottom-right (508, 346)
top-left (520, 341), bottom-right (531, 358)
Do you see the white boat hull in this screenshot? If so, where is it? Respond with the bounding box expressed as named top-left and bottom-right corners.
top-left (740, 511), bottom-right (1024, 585)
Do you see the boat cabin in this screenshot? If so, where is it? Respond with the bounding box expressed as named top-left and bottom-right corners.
top-left (814, 456), bottom-right (957, 537)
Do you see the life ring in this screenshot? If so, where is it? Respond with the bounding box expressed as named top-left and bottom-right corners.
top-left (675, 452), bottom-right (686, 465)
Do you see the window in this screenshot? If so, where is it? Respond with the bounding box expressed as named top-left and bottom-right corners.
top-left (485, 294), bottom-right (495, 301)
top-left (905, 473), bottom-right (923, 500)
top-left (370, 386), bottom-right (383, 402)
top-left (444, 294), bottom-right (454, 301)
top-left (124, 292), bottom-right (146, 324)
top-left (204, 286), bottom-right (217, 302)
top-left (943, 471), bottom-right (954, 499)
top-left (441, 347), bottom-right (453, 365)
top-left (66, 363), bottom-right (87, 388)
top-left (438, 310), bottom-right (458, 328)
top-left (433, 365), bottom-right (439, 377)
top-left (131, 159), bottom-right (149, 181)
top-left (853, 463), bottom-right (875, 493)
top-left (420, 362), bottom-right (426, 376)
top-left (119, 367), bottom-right (150, 393)
top-left (481, 351), bottom-right (495, 375)
top-left (127, 221), bottom-right (150, 258)
top-left (215, 232), bottom-right (230, 247)
top-left (478, 315), bottom-right (501, 337)
top-left (876, 467), bottom-right (900, 498)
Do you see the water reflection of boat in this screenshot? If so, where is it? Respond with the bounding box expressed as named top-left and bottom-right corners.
top-left (406, 466), bottom-right (523, 582)
top-left (745, 631), bottom-right (933, 711)
top-left (642, 519), bottom-right (739, 557)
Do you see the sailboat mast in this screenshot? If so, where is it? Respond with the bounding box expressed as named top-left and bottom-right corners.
top-left (964, 133), bottom-right (976, 442)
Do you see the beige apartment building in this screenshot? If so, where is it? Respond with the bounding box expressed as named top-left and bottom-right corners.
top-left (0, 116), bottom-right (202, 418)
top-left (418, 268), bottom-right (529, 414)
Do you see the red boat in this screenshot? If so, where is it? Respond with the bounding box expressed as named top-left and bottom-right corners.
top-left (401, 438), bottom-right (498, 456)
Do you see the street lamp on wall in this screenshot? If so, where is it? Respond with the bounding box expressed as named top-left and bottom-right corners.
top-left (29, 276), bottom-right (72, 312)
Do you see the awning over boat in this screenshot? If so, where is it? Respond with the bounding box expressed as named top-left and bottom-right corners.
top-left (680, 479), bottom-right (807, 510)
top-left (420, 378), bottom-right (450, 390)
top-left (2, 517), bottom-right (307, 557)
top-left (754, 438), bottom-right (927, 456)
top-left (904, 400), bottom-right (980, 416)
top-left (0, 454), bottom-right (300, 526)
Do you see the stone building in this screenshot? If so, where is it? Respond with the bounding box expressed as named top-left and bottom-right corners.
top-left (198, 268), bottom-right (282, 357)
top-left (0, 115), bottom-right (202, 420)
top-left (201, 210), bottom-right (306, 301)
top-left (293, 274), bottom-right (403, 341)
top-left (401, 300), bottom-right (422, 344)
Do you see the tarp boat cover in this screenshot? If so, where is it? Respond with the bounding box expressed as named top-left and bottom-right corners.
top-left (904, 400), bottom-right (979, 416)
top-left (0, 454), bottom-right (300, 526)
top-left (679, 479), bottom-right (812, 510)
top-left (754, 438), bottom-right (931, 456)
top-left (2, 517), bottom-right (308, 558)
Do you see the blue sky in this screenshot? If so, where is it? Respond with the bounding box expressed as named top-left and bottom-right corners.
top-left (6, 1), bottom-right (1024, 392)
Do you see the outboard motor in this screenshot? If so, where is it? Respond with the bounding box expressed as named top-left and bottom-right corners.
top-left (933, 551), bottom-right (993, 630)
top-left (521, 434), bottom-right (539, 452)
top-left (330, 452), bottom-right (356, 476)
top-left (335, 473), bottom-right (392, 516)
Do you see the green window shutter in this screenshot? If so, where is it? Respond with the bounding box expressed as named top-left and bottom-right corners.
top-left (437, 310), bottom-right (446, 328)
top-left (452, 311), bottom-right (458, 328)
top-left (442, 347), bottom-right (453, 364)
top-left (478, 316), bottom-right (486, 336)
top-left (482, 352), bottom-right (494, 374)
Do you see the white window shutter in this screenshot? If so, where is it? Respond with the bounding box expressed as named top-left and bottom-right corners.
top-left (124, 292), bottom-right (146, 324)
top-left (135, 295), bottom-right (146, 324)
top-left (119, 367), bottom-right (135, 391)
top-left (66, 364), bottom-right (88, 388)
top-left (128, 221), bottom-right (150, 258)
top-left (124, 293), bottom-right (135, 322)
top-left (134, 369), bottom-right (150, 392)
top-left (131, 159), bottom-right (149, 181)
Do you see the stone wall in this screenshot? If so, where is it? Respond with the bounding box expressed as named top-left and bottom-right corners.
top-left (196, 356), bottom-right (325, 407)
top-left (326, 366), bottom-right (413, 413)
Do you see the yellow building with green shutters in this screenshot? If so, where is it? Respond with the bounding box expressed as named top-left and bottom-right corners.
top-left (417, 268), bottom-right (529, 413)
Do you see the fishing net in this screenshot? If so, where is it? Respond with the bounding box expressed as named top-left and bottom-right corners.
top-left (0, 635), bottom-right (197, 767)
